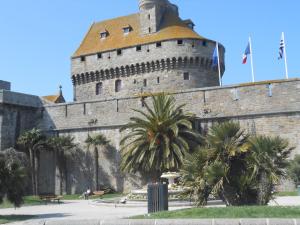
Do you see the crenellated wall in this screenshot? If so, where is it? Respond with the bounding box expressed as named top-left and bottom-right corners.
top-left (71, 39), bottom-right (225, 101)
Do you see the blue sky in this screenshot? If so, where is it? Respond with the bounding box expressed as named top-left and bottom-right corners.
top-left (0, 0), bottom-right (299, 101)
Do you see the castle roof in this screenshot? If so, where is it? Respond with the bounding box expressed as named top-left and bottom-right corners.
top-left (73, 12), bottom-right (205, 58)
top-left (42, 95), bottom-right (65, 104)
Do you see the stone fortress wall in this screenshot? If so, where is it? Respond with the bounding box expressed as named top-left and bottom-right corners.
top-left (71, 39), bottom-right (225, 101)
top-left (0, 89), bottom-right (42, 150)
top-left (0, 80), bottom-right (11, 91)
top-left (35, 78), bottom-right (300, 193)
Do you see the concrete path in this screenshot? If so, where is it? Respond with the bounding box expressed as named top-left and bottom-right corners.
top-left (1, 196), bottom-right (300, 225)
top-left (0, 200), bottom-right (188, 225)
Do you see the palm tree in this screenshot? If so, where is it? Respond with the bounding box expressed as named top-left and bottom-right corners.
top-left (288, 155), bottom-right (300, 186)
top-left (17, 128), bottom-right (46, 195)
top-left (181, 121), bottom-right (250, 206)
top-left (247, 135), bottom-right (293, 205)
top-left (181, 122), bottom-right (294, 206)
top-left (85, 134), bottom-right (110, 191)
top-left (0, 148), bottom-right (28, 208)
top-left (48, 135), bottom-right (77, 195)
top-left (120, 94), bottom-right (202, 181)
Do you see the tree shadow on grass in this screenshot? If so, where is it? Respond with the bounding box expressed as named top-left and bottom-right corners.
top-left (0, 215), bottom-right (35, 223)
top-left (0, 213), bottom-right (72, 224)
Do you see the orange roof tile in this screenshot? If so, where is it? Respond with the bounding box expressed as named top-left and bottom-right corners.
top-left (42, 95), bottom-right (65, 104)
top-left (43, 95), bottom-right (59, 102)
top-left (73, 12), bottom-right (206, 57)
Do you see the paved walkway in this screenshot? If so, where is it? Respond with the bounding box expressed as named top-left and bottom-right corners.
top-left (1, 197), bottom-right (300, 225)
top-left (0, 200), bottom-right (188, 225)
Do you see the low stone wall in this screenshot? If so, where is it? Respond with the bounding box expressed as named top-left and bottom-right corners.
top-left (33, 219), bottom-right (300, 225)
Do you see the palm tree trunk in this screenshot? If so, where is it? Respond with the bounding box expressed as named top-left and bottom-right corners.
top-left (29, 149), bottom-right (36, 195)
top-left (59, 166), bottom-right (63, 195)
top-left (57, 151), bottom-right (64, 195)
top-left (64, 156), bottom-right (68, 194)
top-left (94, 147), bottom-right (99, 190)
top-left (257, 171), bottom-right (268, 205)
top-left (34, 151), bottom-right (40, 195)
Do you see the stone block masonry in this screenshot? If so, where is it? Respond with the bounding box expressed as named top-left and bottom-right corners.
top-left (37, 78), bottom-right (300, 193)
top-left (71, 39), bottom-right (225, 101)
top-left (0, 80), bottom-right (10, 90)
top-left (0, 89), bottom-right (42, 150)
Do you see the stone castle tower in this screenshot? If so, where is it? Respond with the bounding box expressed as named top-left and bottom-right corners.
top-left (139, 0), bottom-right (179, 35)
top-left (71, 0), bottom-right (225, 101)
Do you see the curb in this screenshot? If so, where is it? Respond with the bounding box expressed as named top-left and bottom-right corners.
top-left (28, 219), bottom-right (300, 225)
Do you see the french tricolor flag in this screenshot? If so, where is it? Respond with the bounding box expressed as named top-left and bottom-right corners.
top-left (242, 43), bottom-right (251, 64)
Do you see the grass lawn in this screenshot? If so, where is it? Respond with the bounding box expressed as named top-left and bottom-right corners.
top-left (131, 206), bottom-right (300, 219)
top-left (0, 196), bottom-right (42, 209)
top-left (275, 191), bottom-right (298, 196)
top-left (0, 215), bottom-right (35, 224)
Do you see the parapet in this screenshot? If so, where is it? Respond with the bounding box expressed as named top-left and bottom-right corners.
top-left (0, 80), bottom-right (11, 91)
top-left (0, 89), bottom-right (42, 108)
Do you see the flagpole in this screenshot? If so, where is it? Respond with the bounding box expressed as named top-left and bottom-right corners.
top-left (249, 36), bottom-right (255, 82)
top-left (282, 32), bottom-right (289, 79)
top-left (216, 42), bottom-right (222, 86)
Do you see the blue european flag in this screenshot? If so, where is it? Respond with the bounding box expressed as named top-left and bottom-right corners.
top-left (212, 44), bottom-right (218, 67)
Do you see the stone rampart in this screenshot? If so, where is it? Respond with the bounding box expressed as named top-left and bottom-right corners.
top-left (0, 90), bottom-right (42, 150)
top-left (0, 80), bottom-right (10, 90)
top-left (36, 78), bottom-right (300, 194)
top-left (41, 78), bottom-right (300, 131)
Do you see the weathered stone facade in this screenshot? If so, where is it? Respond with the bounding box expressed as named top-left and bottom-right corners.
top-left (72, 39), bottom-right (225, 101)
top-left (0, 89), bottom-right (42, 150)
top-left (0, 0), bottom-right (299, 194)
top-left (0, 80), bottom-right (11, 91)
top-left (35, 78), bottom-right (300, 193)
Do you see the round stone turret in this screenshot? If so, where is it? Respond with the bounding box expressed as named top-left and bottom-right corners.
top-left (139, 0), bottom-right (168, 10)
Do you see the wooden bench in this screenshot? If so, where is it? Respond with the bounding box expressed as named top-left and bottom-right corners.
top-left (93, 191), bottom-right (105, 198)
top-left (39, 194), bottom-right (63, 204)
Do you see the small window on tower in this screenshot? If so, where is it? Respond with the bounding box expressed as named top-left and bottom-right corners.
top-left (202, 40), bottom-right (207, 47)
top-left (148, 27), bottom-right (151, 33)
top-left (148, 14), bottom-right (151, 20)
top-left (183, 72), bottom-right (190, 80)
top-left (143, 79), bottom-right (147, 87)
top-left (96, 82), bottom-right (103, 95)
top-left (117, 49), bottom-right (122, 56)
top-left (136, 45), bottom-right (142, 51)
top-left (157, 77), bottom-right (160, 84)
top-left (80, 56), bottom-right (86, 62)
top-left (97, 53), bottom-right (102, 59)
top-left (156, 42), bottom-right (162, 48)
top-left (177, 39), bottom-right (183, 45)
top-left (192, 41), bottom-right (195, 48)
top-left (115, 79), bottom-right (122, 92)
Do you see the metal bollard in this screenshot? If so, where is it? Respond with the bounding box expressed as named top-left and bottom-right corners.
top-left (147, 183), bottom-right (168, 213)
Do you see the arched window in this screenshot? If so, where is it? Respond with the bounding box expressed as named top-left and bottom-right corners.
top-left (96, 82), bottom-right (103, 95)
top-left (115, 79), bottom-right (122, 92)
